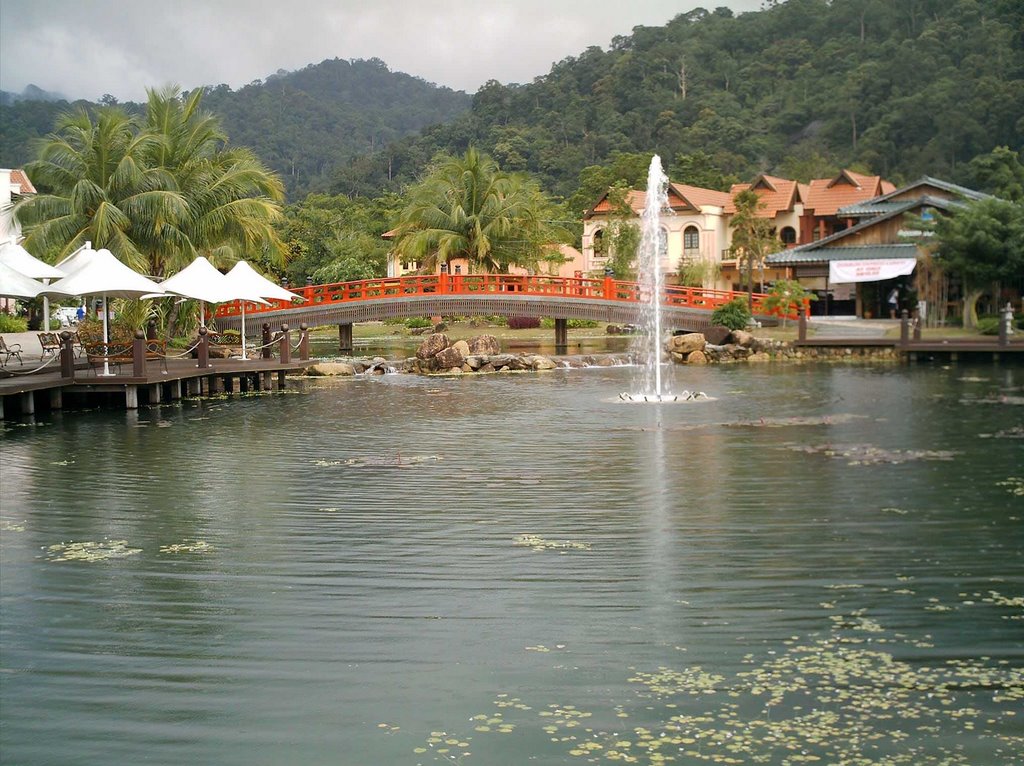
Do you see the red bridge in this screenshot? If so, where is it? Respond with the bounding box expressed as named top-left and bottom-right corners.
top-left (214, 273), bottom-right (792, 351)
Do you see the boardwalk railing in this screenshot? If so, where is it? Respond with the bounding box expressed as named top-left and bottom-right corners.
top-left (214, 274), bottom-right (804, 320)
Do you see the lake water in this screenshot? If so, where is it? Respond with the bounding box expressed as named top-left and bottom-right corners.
top-left (1, 361), bottom-right (1022, 765)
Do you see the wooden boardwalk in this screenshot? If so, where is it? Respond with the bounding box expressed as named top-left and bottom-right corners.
top-left (0, 331), bottom-right (312, 419)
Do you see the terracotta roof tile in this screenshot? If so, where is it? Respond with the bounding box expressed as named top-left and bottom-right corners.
top-left (805, 169), bottom-right (890, 216)
top-left (8, 169), bottom-right (35, 195)
top-left (725, 174), bottom-right (799, 215)
top-left (668, 183), bottom-right (731, 209)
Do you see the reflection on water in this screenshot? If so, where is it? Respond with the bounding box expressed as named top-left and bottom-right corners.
top-left (1, 363), bottom-right (1022, 765)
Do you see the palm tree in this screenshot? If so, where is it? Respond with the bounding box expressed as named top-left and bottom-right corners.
top-left (17, 87), bottom-right (287, 279)
top-left (391, 148), bottom-right (566, 273)
top-left (17, 106), bottom-right (185, 271)
top-left (141, 87), bottom-right (287, 277)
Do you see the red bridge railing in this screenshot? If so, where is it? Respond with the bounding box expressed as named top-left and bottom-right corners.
top-left (214, 274), bottom-right (805, 320)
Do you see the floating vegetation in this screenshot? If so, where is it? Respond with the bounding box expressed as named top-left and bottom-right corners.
top-left (724, 414), bottom-right (865, 429)
top-left (402, 581), bottom-right (1024, 765)
top-left (997, 477), bottom-right (1024, 496)
top-left (787, 443), bottom-right (958, 465)
top-left (313, 454), bottom-right (443, 468)
top-left (159, 540), bottom-right (213, 554)
top-left (513, 534), bottom-right (591, 552)
top-left (979, 425), bottom-right (1024, 439)
top-left (43, 539), bottom-right (141, 562)
top-left (0, 519), bottom-right (26, 532)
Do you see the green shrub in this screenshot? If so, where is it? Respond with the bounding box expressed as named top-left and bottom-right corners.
top-left (711, 298), bottom-right (751, 330)
top-left (404, 317), bottom-right (432, 329)
top-left (540, 317), bottom-right (600, 329)
top-left (0, 313), bottom-right (28, 333)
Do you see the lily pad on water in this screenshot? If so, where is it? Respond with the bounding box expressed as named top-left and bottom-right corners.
top-left (513, 534), bottom-right (591, 552)
top-left (787, 443), bottom-right (959, 465)
top-left (43, 539), bottom-right (141, 562)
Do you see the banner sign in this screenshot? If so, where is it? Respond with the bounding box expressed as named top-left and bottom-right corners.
top-left (829, 258), bottom-right (917, 284)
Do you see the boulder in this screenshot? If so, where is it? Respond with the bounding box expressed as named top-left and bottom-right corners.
top-left (308, 362), bottom-right (356, 376)
top-left (478, 362), bottom-right (496, 373)
top-left (730, 329), bottom-right (755, 347)
top-left (433, 322), bottom-right (448, 332)
top-left (452, 339), bottom-right (471, 358)
top-left (686, 350), bottom-right (709, 365)
top-left (488, 353), bottom-right (515, 368)
top-left (464, 355), bottom-right (484, 370)
top-left (433, 346), bottom-right (465, 369)
top-left (595, 356), bottom-right (615, 366)
top-left (702, 325), bottom-right (732, 345)
top-left (468, 334), bottom-right (501, 355)
top-left (532, 355), bottom-right (557, 370)
top-left (668, 332), bottom-right (706, 355)
top-left (415, 333), bottom-right (450, 360)
top-left (748, 351), bottom-right (771, 363)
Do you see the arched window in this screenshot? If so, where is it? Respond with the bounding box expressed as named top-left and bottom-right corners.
top-left (592, 228), bottom-right (605, 256)
top-left (780, 226), bottom-right (797, 245)
top-left (683, 226), bottom-right (699, 251)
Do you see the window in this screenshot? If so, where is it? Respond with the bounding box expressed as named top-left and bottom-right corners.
top-left (683, 226), bottom-right (699, 251)
top-left (780, 226), bottom-right (796, 245)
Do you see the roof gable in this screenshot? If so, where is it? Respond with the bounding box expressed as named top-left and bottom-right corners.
top-left (725, 174), bottom-right (799, 216)
top-left (805, 169), bottom-right (890, 216)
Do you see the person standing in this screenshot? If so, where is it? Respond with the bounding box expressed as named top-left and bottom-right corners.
top-left (887, 286), bottom-right (899, 318)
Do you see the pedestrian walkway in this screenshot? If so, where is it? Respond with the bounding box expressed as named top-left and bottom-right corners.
top-left (808, 318), bottom-right (898, 338)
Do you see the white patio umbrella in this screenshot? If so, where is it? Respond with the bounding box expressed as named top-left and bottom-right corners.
top-left (0, 238), bottom-right (67, 330)
top-left (151, 256), bottom-right (268, 329)
top-left (0, 260), bottom-right (53, 299)
top-left (223, 261), bottom-right (304, 359)
top-left (43, 248), bottom-right (165, 375)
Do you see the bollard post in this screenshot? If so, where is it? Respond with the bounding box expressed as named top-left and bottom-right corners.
top-left (262, 323), bottom-right (272, 359)
top-left (133, 330), bottom-right (146, 377)
top-left (59, 330), bottom-right (76, 379)
top-left (299, 323), bottom-right (310, 361)
top-left (197, 326), bottom-right (210, 368)
top-left (798, 311), bottom-right (807, 342)
top-left (338, 323), bottom-right (353, 354)
top-left (147, 319), bottom-right (158, 341)
top-left (279, 324), bottom-right (291, 364)
top-left (900, 309), bottom-right (910, 348)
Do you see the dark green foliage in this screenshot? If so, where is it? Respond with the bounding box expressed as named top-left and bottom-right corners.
top-left (404, 317), bottom-right (432, 329)
top-left (1, 58), bottom-right (470, 200)
top-left (711, 297), bottom-right (752, 331)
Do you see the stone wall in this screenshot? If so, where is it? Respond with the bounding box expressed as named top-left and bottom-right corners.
top-left (668, 326), bottom-right (899, 364)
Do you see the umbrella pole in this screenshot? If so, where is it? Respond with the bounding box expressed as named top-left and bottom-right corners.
top-left (241, 303), bottom-right (247, 360)
top-left (101, 293), bottom-right (112, 376)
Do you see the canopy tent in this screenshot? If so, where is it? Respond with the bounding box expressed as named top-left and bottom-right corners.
top-left (151, 256), bottom-right (268, 329)
top-left (0, 260), bottom-right (53, 299)
top-left (0, 239), bottom-right (68, 330)
top-left (223, 261), bottom-right (303, 359)
top-left (44, 248), bottom-right (165, 375)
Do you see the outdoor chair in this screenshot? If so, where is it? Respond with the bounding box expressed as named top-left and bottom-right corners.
top-left (84, 342), bottom-right (133, 376)
top-left (37, 331), bottom-right (61, 360)
top-left (0, 336), bottom-right (23, 367)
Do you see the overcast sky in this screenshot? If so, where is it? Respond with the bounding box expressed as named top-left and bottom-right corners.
top-left (1, 0), bottom-right (763, 102)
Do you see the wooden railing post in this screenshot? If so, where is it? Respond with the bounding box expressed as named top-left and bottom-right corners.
top-left (197, 326), bottom-right (210, 368)
top-left (60, 330), bottom-right (76, 379)
top-left (603, 275), bottom-right (614, 300)
top-left (299, 323), bottom-right (310, 361)
top-left (798, 311), bottom-right (807, 342)
top-left (262, 323), bottom-right (272, 359)
top-left (279, 323), bottom-right (291, 364)
top-left (147, 319), bottom-right (158, 341)
top-left (133, 330), bottom-right (146, 377)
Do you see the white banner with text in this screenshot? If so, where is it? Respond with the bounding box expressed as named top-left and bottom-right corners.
top-left (828, 258), bottom-right (917, 284)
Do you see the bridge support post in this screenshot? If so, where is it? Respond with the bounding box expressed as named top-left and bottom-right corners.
top-left (798, 312), bottom-right (807, 342)
top-left (338, 323), bottom-right (353, 355)
top-left (554, 317), bottom-right (568, 355)
top-left (125, 385), bottom-right (138, 410)
top-left (900, 310), bottom-right (910, 348)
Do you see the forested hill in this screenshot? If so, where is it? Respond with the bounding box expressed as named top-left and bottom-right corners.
top-left (0, 57), bottom-right (471, 199)
top-left (331, 0), bottom-right (1024, 199)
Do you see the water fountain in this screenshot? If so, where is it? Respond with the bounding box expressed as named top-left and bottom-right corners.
top-left (619, 155), bottom-right (707, 403)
